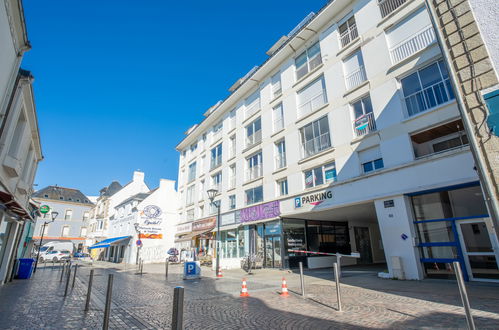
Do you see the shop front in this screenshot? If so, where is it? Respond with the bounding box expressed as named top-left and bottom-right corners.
top-left (174, 222), bottom-right (193, 250)
top-left (192, 217), bottom-right (216, 257)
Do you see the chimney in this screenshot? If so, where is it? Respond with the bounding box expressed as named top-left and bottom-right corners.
top-left (133, 171), bottom-right (145, 182)
top-left (159, 179), bottom-right (175, 190)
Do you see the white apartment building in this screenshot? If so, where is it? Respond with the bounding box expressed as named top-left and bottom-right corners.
top-left (175, 0), bottom-right (498, 282)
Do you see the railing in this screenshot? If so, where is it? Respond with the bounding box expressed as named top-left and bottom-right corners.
top-left (246, 129), bottom-right (262, 147)
top-left (340, 23), bottom-right (358, 48)
top-left (353, 112), bottom-right (377, 137)
top-left (272, 86), bottom-right (282, 98)
top-left (246, 165), bottom-right (263, 181)
top-left (210, 156), bottom-right (222, 170)
top-left (345, 65), bottom-right (367, 90)
top-left (298, 90), bottom-right (327, 118)
top-left (245, 100), bottom-right (261, 119)
top-left (275, 154), bottom-right (287, 169)
top-left (389, 26), bottom-right (436, 64)
top-left (273, 117), bottom-right (284, 132)
top-left (229, 176), bottom-right (236, 189)
top-left (301, 132), bottom-right (331, 159)
top-left (404, 79), bottom-right (453, 116)
top-left (378, 0), bottom-right (407, 18)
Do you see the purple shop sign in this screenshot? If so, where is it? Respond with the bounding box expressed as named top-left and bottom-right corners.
top-left (239, 201), bottom-right (280, 223)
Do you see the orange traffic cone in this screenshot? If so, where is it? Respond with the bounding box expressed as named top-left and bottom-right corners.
top-left (280, 277), bottom-right (289, 297)
top-left (217, 266), bottom-right (223, 278)
top-left (240, 278), bottom-right (250, 297)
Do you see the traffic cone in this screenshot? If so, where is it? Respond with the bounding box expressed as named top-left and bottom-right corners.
top-left (217, 266), bottom-right (223, 278)
top-left (240, 278), bottom-right (250, 297)
top-left (280, 277), bottom-right (289, 297)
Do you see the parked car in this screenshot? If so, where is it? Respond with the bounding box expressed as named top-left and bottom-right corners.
top-left (73, 252), bottom-right (92, 262)
top-left (38, 241), bottom-right (75, 254)
top-left (40, 250), bottom-right (71, 262)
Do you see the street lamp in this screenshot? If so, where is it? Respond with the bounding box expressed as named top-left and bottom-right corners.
top-left (134, 222), bottom-right (141, 265)
top-left (34, 211), bottom-right (59, 273)
top-left (207, 189), bottom-right (221, 277)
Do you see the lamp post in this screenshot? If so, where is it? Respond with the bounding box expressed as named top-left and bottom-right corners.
top-left (134, 222), bottom-right (141, 265)
top-left (207, 189), bottom-right (220, 277)
top-left (34, 211), bottom-right (58, 273)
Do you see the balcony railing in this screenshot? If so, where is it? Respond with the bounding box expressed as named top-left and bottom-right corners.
top-left (353, 112), bottom-right (377, 137)
top-left (298, 90), bottom-right (327, 118)
top-left (273, 117), bottom-right (284, 132)
top-left (210, 156), bottom-right (222, 170)
top-left (301, 132), bottom-right (331, 159)
top-left (275, 154), bottom-right (287, 169)
top-left (245, 100), bottom-right (261, 119)
top-left (246, 129), bottom-right (262, 147)
top-left (378, 0), bottom-right (407, 18)
top-left (389, 26), bottom-right (436, 64)
top-left (229, 176), bottom-right (236, 189)
top-left (345, 65), bottom-right (367, 90)
top-left (340, 23), bottom-right (358, 48)
top-left (246, 164), bottom-right (263, 181)
top-left (404, 79), bottom-right (454, 116)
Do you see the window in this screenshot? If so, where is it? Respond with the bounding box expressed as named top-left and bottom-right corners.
top-left (209, 200), bottom-right (220, 215)
top-left (186, 209), bottom-right (195, 221)
top-left (246, 118), bottom-right (262, 147)
top-left (359, 147), bottom-right (384, 173)
top-left (8, 112), bottom-right (26, 158)
top-left (246, 152), bottom-right (263, 181)
top-left (186, 185), bottom-right (196, 205)
top-left (211, 171), bottom-right (222, 191)
top-left (297, 77), bottom-right (327, 118)
top-left (277, 178), bottom-right (289, 196)
top-left (245, 186), bottom-right (263, 205)
top-left (304, 162), bottom-right (336, 189)
top-left (229, 135), bottom-right (236, 158)
top-left (213, 121), bottom-right (223, 140)
top-left (199, 180), bottom-right (205, 200)
top-left (272, 103), bottom-right (284, 132)
top-left (80, 227), bottom-right (87, 237)
top-left (83, 212), bottom-right (90, 221)
top-left (344, 50), bottom-right (367, 90)
top-left (64, 209), bottom-right (72, 220)
top-left (200, 155), bottom-right (205, 174)
top-left (210, 143), bottom-right (222, 169)
top-left (271, 72), bottom-right (282, 98)
top-left (352, 95), bottom-right (376, 137)
top-left (229, 164), bottom-right (236, 189)
top-left (411, 119), bottom-right (468, 158)
top-left (275, 140), bottom-right (286, 169)
top-left (190, 143), bottom-right (198, 152)
top-left (61, 226), bottom-right (70, 237)
top-left (40, 224), bottom-right (49, 236)
top-left (295, 42), bottom-right (322, 80)
top-left (378, 0), bottom-right (408, 18)
top-left (229, 195), bottom-right (236, 210)
top-left (188, 162), bottom-right (197, 182)
top-left (401, 60), bottom-right (455, 116)
top-left (202, 133), bottom-right (207, 142)
top-left (245, 90), bottom-right (261, 119)
top-left (300, 116), bottom-right (331, 158)
top-left (339, 16), bottom-right (358, 47)
top-left (229, 109), bottom-right (236, 130)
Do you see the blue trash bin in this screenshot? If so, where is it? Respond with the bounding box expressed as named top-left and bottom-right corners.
top-left (17, 258), bottom-right (35, 279)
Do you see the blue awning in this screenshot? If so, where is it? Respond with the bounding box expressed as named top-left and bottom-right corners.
top-left (88, 236), bottom-right (131, 249)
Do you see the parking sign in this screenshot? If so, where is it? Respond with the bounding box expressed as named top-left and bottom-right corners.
top-left (183, 261), bottom-right (201, 280)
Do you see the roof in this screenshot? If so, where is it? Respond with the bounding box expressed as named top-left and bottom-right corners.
top-left (114, 192), bottom-right (151, 209)
top-left (32, 186), bottom-right (93, 205)
top-left (99, 181), bottom-right (123, 197)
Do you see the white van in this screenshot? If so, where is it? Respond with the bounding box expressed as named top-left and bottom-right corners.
top-left (39, 241), bottom-right (75, 255)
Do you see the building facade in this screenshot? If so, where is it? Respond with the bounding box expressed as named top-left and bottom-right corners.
top-left (175, 0), bottom-right (498, 281)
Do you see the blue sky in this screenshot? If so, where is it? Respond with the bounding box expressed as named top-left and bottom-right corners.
top-left (23, 0), bottom-right (326, 196)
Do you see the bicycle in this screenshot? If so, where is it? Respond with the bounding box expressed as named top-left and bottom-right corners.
top-left (241, 252), bottom-right (263, 274)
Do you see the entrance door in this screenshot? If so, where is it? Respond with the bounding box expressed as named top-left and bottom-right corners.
top-left (457, 218), bottom-right (499, 281)
top-left (354, 227), bottom-right (373, 264)
top-left (264, 236), bottom-right (282, 268)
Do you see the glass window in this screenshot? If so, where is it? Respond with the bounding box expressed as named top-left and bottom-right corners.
top-left (246, 118), bottom-right (262, 146)
top-left (271, 72), bottom-right (282, 98)
top-left (245, 186), bottom-right (263, 205)
top-left (416, 221), bottom-right (454, 243)
top-left (188, 162), bottom-right (197, 182)
top-left (210, 143), bottom-right (222, 169)
top-left (324, 163), bottom-right (337, 183)
top-left (64, 210), bottom-right (72, 220)
top-left (273, 103), bottom-right (284, 132)
top-left (61, 226), bottom-right (70, 237)
top-left (229, 195), bottom-right (236, 210)
top-left (277, 178), bottom-right (288, 196)
top-left (275, 140), bottom-right (286, 169)
top-left (300, 116), bottom-right (331, 158)
top-left (304, 162), bottom-right (336, 188)
top-left (295, 42), bottom-right (323, 80)
top-left (297, 77), bottom-right (327, 118)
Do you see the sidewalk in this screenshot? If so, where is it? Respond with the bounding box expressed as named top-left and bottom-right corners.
top-left (0, 261), bottom-right (498, 329)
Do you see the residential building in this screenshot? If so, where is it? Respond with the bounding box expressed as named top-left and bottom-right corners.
top-left (175, 0), bottom-right (498, 281)
top-left (31, 186), bottom-right (93, 252)
top-left (0, 1), bottom-right (42, 285)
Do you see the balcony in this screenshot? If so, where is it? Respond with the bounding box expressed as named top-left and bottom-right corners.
top-left (298, 90), bottom-right (327, 118)
top-left (246, 164), bottom-right (263, 181)
top-left (345, 66), bottom-right (367, 90)
top-left (378, 0), bottom-right (407, 18)
top-left (404, 79), bottom-right (454, 117)
top-left (301, 132), bottom-right (331, 159)
top-left (210, 156), bottom-right (222, 170)
top-left (275, 154), bottom-right (286, 169)
top-left (353, 112), bottom-right (377, 137)
top-left (389, 26), bottom-right (436, 64)
top-left (340, 23), bottom-right (358, 48)
top-left (246, 129), bottom-right (262, 147)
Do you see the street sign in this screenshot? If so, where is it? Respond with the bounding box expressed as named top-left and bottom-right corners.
top-left (40, 205), bottom-right (50, 214)
top-left (136, 239), bottom-right (142, 247)
top-left (183, 261), bottom-right (201, 280)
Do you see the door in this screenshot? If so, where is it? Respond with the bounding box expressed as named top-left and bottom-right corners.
top-left (354, 227), bottom-right (373, 264)
top-left (457, 218), bottom-right (499, 281)
top-left (264, 236), bottom-right (282, 268)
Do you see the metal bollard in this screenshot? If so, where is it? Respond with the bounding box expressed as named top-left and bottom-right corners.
top-left (102, 274), bottom-right (114, 330)
top-left (84, 269), bottom-right (94, 312)
top-left (52, 260), bottom-right (55, 269)
top-left (60, 262), bottom-right (65, 282)
top-left (165, 259), bottom-right (169, 278)
top-left (453, 262), bottom-right (476, 330)
top-left (72, 264), bottom-right (78, 288)
top-left (172, 286), bottom-right (184, 330)
top-left (140, 260), bottom-right (144, 275)
top-left (64, 266), bottom-right (72, 297)
top-left (299, 261), bottom-right (306, 297)
top-left (334, 262), bottom-right (342, 312)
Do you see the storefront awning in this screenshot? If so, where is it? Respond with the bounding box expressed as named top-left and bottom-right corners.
top-left (174, 230), bottom-right (212, 243)
top-left (88, 236), bottom-right (131, 249)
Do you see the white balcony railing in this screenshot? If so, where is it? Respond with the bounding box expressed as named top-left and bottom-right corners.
top-left (246, 129), bottom-right (262, 147)
top-left (245, 100), bottom-right (261, 119)
top-left (345, 65), bottom-right (367, 90)
top-left (275, 154), bottom-right (287, 169)
top-left (273, 117), bottom-right (284, 132)
top-left (301, 132), bottom-right (331, 159)
top-left (389, 26), bottom-right (436, 64)
top-left (298, 90), bottom-right (327, 118)
top-left (353, 112), bottom-right (377, 137)
top-left (378, 0), bottom-right (407, 18)
top-left (404, 79), bottom-right (453, 116)
top-left (210, 155), bottom-right (222, 170)
top-left (246, 164), bottom-right (263, 181)
top-left (340, 23), bottom-right (358, 48)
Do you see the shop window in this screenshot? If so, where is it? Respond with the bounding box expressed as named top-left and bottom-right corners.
top-left (411, 120), bottom-right (468, 158)
top-left (283, 220), bottom-right (307, 268)
top-left (306, 221), bottom-right (350, 254)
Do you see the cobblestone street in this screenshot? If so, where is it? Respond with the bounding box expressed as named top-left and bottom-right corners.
top-left (1, 262), bottom-right (499, 329)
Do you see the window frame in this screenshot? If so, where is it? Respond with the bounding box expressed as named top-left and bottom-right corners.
top-left (295, 41), bottom-right (323, 81)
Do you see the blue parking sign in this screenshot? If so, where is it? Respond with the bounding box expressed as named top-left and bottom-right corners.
top-left (183, 261), bottom-right (201, 280)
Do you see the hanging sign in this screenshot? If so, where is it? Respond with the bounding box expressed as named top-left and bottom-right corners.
top-left (40, 205), bottom-right (50, 214)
